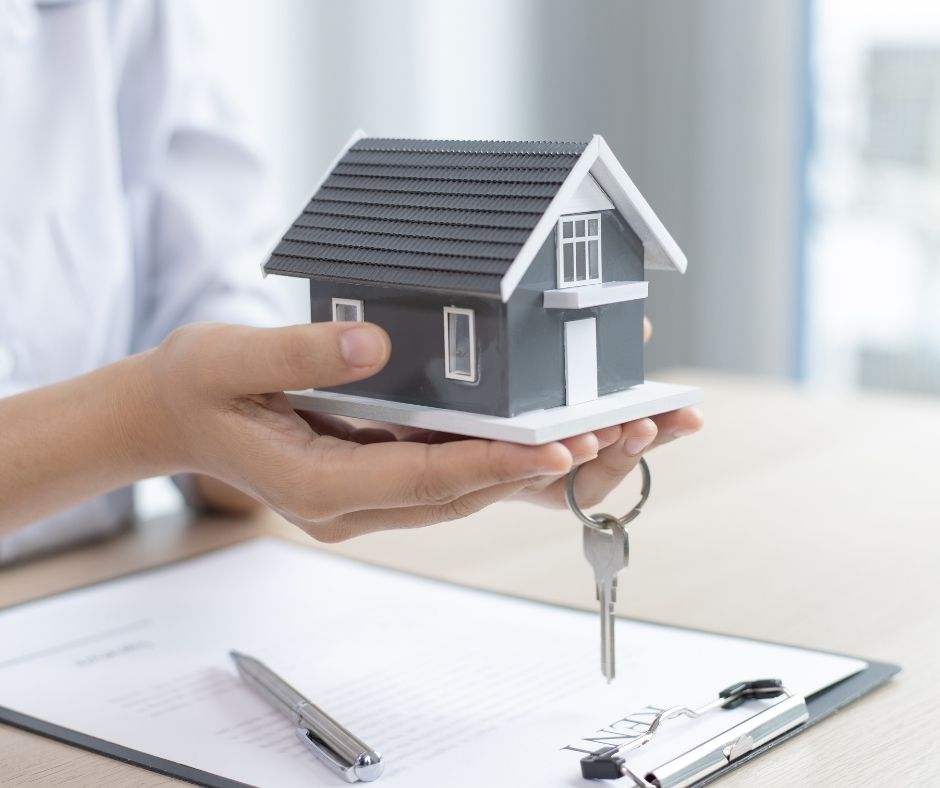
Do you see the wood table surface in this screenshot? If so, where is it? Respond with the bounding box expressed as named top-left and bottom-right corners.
top-left (1, 370), bottom-right (938, 786)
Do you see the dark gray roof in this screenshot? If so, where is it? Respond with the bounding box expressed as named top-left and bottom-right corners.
top-left (264, 137), bottom-right (588, 296)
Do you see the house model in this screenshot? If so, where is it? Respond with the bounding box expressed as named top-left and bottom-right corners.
top-left (264, 132), bottom-right (702, 444)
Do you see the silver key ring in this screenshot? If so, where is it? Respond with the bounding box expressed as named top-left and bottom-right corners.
top-left (565, 457), bottom-right (651, 533)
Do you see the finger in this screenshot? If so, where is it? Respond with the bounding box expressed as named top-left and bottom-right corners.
top-left (521, 418), bottom-right (658, 508)
top-left (494, 424), bottom-right (621, 496)
top-left (559, 432), bottom-right (600, 465)
top-left (190, 322), bottom-right (391, 395)
top-left (593, 424), bottom-right (623, 450)
top-left (298, 437), bottom-right (573, 518)
top-left (643, 317), bottom-right (652, 344)
top-left (649, 406), bottom-right (704, 449)
top-left (306, 479), bottom-right (530, 542)
top-left (565, 417), bottom-right (656, 506)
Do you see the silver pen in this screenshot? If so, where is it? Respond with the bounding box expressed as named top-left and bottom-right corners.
top-left (230, 651), bottom-right (384, 783)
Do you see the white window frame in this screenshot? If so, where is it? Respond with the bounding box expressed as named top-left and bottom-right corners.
top-left (443, 306), bottom-right (477, 382)
top-left (331, 297), bottom-right (364, 322)
top-left (556, 213), bottom-right (602, 288)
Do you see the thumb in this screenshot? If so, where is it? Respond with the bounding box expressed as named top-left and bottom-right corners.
top-left (201, 322), bottom-right (391, 395)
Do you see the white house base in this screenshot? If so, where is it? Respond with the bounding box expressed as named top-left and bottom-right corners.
top-left (286, 380), bottom-right (703, 445)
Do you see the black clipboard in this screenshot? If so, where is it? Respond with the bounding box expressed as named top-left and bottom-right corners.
top-left (0, 539), bottom-right (900, 787)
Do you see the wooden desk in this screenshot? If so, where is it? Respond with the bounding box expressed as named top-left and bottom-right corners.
top-left (2, 371), bottom-right (938, 786)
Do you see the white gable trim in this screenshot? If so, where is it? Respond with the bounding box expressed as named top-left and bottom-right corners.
top-left (499, 134), bottom-right (686, 301)
top-left (592, 136), bottom-right (687, 274)
top-left (560, 173), bottom-right (614, 214)
top-left (262, 128), bottom-right (368, 278)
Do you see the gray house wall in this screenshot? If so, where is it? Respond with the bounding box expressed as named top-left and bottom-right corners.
top-left (505, 210), bottom-right (646, 415)
top-left (309, 210), bottom-right (646, 418)
top-left (310, 282), bottom-right (509, 415)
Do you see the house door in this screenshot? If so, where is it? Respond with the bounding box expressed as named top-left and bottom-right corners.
top-left (564, 318), bottom-right (598, 405)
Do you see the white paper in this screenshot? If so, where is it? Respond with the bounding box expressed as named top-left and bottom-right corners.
top-left (0, 539), bottom-right (865, 787)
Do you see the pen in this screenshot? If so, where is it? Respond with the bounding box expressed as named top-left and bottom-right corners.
top-left (229, 650), bottom-right (384, 783)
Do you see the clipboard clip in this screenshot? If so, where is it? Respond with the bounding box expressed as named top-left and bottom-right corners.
top-left (580, 678), bottom-right (809, 785)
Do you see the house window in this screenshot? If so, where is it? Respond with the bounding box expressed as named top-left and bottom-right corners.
top-left (332, 298), bottom-right (363, 322)
top-left (443, 306), bottom-right (476, 381)
top-left (557, 213), bottom-right (602, 288)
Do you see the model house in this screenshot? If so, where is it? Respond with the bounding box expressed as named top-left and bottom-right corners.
top-left (263, 133), bottom-right (687, 419)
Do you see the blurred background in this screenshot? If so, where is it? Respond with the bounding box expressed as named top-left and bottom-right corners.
top-left (196, 0), bottom-right (940, 392)
top-left (146, 0), bottom-right (940, 512)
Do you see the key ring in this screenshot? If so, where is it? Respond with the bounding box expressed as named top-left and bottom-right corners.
top-left (565, 457), bottom-right (651, 534)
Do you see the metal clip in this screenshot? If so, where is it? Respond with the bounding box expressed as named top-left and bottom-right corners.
top-left (580, 679), bottom-right (809, 784)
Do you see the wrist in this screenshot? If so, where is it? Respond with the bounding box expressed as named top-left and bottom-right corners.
top-left (110, 350), bottom-right (188, 478)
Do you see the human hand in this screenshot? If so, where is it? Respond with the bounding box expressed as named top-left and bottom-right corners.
top-left (145, 322), bottom-right (574, 541)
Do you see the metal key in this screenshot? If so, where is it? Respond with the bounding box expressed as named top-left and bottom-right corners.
top-left (567, 457), bottom-right (651, 682)
top-left (582, 516), bottom-right (629, 683)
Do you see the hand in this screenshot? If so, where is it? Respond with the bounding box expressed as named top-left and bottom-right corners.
top-left (510, 317), bottom-right (704, 509)
top-left (145, 322), bottom-right (574, 541)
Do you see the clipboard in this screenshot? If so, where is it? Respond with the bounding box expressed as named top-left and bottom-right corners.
top-left (0, 539), bottom-right (899, 787)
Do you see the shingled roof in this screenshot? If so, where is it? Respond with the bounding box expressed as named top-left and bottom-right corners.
top-left (264, 136), bottom-right (589, 296)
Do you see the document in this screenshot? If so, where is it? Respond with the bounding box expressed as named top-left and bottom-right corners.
top-left (0, 539), bottom-right (865, 786)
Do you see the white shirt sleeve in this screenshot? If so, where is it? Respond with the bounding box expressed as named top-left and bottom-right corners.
top-left (112, 1), bottom-right (290, 352)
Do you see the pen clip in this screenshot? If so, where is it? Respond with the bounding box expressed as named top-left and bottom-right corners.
top-left (296, 726), bottom-right (361, 783)
top-left (295, 726), bottom-right (384, 783)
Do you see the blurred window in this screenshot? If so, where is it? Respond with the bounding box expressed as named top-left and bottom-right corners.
top-left (807, 1), bottom-right (940, 394)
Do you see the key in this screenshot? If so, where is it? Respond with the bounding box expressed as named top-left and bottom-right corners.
top-left (583, 515), bottom-right (629, 682)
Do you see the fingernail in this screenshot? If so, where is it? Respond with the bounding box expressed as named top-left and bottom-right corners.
top-left (527, 446), bottom-right (573, 475)
top-left (340, 327), bottom-right (386, 368)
